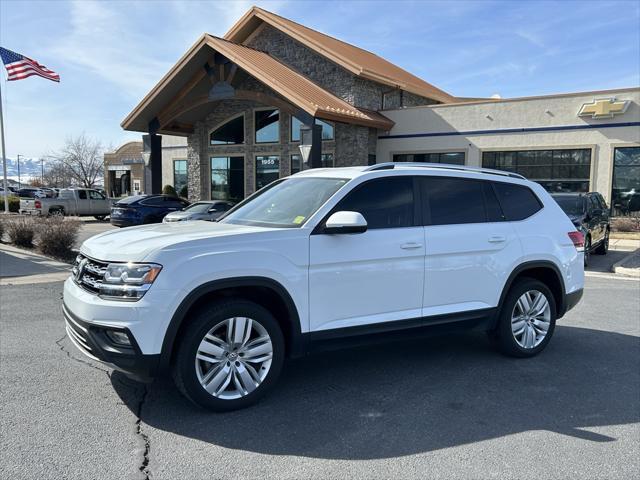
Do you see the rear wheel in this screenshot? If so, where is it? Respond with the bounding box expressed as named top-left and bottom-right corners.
top-left (49, 208), bottom-right (64, 217)
top-left (493, 278), bottom-right (556, 358)
top-left (595, 230), bottom-right (609, 255)
top-left (94, 215), bottom-right (107, 221)
top-left (172, 299), bottom-right (285, 411)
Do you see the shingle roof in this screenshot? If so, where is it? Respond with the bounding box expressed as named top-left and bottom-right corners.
top-left (121, 35), bottom-right (394, 133)
top-left (225, 7), bottom-right (456, 103)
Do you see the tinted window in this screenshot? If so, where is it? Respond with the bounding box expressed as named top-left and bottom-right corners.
top-left (255, 109), bottom-right (279, 143)
top-left (89, 190), bottom-right (105, 200)
top-left (334, 177), bottom-right (414, 229)
top-left (421, 177), bottom-right (490, 225)
top-left (78, 190), bottom-right (87, 200)
top-left (140, 196), bottom-right (167, 207)
top-left (552, 195), bottom-right (584, 216)
top-left (116, 195), bottom-right (146, 205)
top-left (210, 115), bottom-right (244, 145)
top-left (493, 182), bottom-right (542, 221)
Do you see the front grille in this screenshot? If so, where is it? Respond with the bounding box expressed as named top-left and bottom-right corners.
top-left (72, 254), bottom-right (108, 295)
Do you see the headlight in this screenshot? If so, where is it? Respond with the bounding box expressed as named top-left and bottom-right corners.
top-left (100, 262), bottom-right (162, 300)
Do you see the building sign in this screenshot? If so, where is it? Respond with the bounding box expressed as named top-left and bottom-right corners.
top-left (107, 165), bottom-right (131, 171)
top-left (578, 98), bottom-right (629, 119)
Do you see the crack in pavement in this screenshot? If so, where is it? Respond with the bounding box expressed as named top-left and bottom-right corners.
top-left (56, 334), bottom-right (152, 479)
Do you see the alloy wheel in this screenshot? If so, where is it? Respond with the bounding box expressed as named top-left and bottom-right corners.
top-left (195, 317), bottom-right (273, 400)
top-left (511, 290), bottom-right (551, 349)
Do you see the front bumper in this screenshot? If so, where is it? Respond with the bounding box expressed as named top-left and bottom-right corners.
top-left (109, 217), bottom-right (139, 227)
top-left (63, 302), bottom-right (160, 382)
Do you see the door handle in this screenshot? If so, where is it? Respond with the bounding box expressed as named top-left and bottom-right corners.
top-left (400, 242), bottom-right (423, 250)
top-left (488, 235), bottom-right (506, 243)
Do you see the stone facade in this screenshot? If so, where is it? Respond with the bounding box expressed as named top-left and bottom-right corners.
top-left (184, 23), bottom-right (438, 201)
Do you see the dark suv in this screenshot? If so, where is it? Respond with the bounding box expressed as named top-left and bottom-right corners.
top-left (551, 192), bottom-right (610, 266)
top-left (110, 194), bottom-right (190, 227)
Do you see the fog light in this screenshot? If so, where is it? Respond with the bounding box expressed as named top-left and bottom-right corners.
top-left (105, 330), bottom-right (131, 346)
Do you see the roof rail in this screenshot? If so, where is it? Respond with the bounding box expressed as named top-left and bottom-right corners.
top-left (364, 162), bottom-right (526, 180)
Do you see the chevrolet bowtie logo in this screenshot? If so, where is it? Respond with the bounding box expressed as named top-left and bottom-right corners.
top-left (578, 98), bottom-right (629, 119)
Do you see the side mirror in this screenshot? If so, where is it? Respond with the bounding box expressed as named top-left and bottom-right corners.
top-left (324, 211), bottom-right (367, 234)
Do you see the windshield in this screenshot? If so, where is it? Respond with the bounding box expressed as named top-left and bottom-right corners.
top-left (221, 177), bottom-right (349, 228)
top-left (184, 202), bottom-right (213, 213)
top-left (553, 195), bottom-right (585, 216)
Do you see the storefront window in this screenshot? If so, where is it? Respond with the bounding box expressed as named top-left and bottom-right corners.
top-left (291, 154), bottom-right (302, 174)
top-left (611, 147), bottom-right (640, 217)
top-left (210, 115), bottom-right (244, 145)
top-left (255, 109), bottom-right (280, 143)
top-left (173, 160), bottom-right (187, 197)
top-left (256, 155), bottom-right (280, 190)
top-left (482, 149), bottom-right (591, 193)
top-left (211, 156), bottom-right (244, 202)
top-left (320, 153), bottom-right (334, 168)
top-left (393, 152), bottom-right (465, 165)
top-left (290, 117), bottom-right (334, 142)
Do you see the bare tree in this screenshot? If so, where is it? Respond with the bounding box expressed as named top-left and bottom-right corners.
top-left (42, 157), bottom-right (74, 188)
top-left (52, 133), bottom-right (104, 188)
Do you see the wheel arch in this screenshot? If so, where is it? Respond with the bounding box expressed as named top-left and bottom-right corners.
top-left (159, 277), bottom-right (304, 372)
top-left (496, 261), bottom-right (567, 325)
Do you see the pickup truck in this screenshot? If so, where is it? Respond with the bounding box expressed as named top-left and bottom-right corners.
top-left (20, 188), bottom-right (112, 220)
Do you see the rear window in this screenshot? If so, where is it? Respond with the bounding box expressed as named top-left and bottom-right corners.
top-left (115, 195), bottom-right (147, 205)
top-left (493, 182), bottom-right (542, 221)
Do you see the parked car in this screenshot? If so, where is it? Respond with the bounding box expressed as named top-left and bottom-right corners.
top-left (162, 200), bottom-right (235, 223)
top-left (0, 186), bottom-right (13, 196)
top-left (110, 194), bottom-right (190, 227)
top-left (19, 188), bottom-right (112, 219)
top-left (64, 163), bottom-right (584, 411)
top-left (551, 192), bottom-right (610, 266)
top-left (17, 187), bottom-right (44, 198)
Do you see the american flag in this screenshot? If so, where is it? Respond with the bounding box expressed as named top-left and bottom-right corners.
top-left (0, 47), bottom-right (60, 82)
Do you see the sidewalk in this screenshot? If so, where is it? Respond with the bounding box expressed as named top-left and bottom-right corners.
top-left (0, 243), bottom-right (71, 285)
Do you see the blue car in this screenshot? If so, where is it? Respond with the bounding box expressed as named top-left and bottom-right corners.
top-left (110, 194), bottom-right (190, 227)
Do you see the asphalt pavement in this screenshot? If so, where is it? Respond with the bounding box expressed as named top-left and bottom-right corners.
top-left (1, 275), bottom-right (638, 479)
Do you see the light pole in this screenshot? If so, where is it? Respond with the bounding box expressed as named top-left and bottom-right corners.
top-left (16, 154), bottom-right (22, 189)
top-left (41, 158), bottom-right (44, 185)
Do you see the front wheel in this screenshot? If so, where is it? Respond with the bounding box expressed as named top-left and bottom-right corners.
top-left (493, 278), bottom-right (557, 358)
top-left (172, 299), bottom-right (285, 411)
top-left (94, 215), bottom-right (107, 221)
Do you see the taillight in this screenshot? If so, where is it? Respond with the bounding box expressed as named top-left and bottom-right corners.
top-left (34, 200), bottom-right (41, 209)
top-left (568, 231), bottom-right (584, 249)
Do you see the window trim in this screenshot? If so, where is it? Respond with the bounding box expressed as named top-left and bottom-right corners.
top-left (254, 107), bottom-right (281, 144)
top-left (208, 113), bottom-right (246, 146)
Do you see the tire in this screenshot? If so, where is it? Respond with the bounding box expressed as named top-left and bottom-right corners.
top-left (172, 299), bottom-right (285, 411)
top-left (49, 208), bottom-right (64, 217)
top-left (595, 230), bottom-right (609, 255)
top-left (583, 236), bottom-right (591, 267)
top-left (94, 215), bottom-right (107, 221)
top-left (493, 278), bottom-right (557, 358)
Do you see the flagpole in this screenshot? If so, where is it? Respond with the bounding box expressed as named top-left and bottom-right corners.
top-left (0, 79), bottom-right (9, 214)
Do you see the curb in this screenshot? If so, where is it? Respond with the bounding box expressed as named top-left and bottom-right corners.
top-left (612, 250), bottom-right (640, 278)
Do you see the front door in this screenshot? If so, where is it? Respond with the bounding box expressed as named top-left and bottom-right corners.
top-left (309, 176), bottom-right (425, 332)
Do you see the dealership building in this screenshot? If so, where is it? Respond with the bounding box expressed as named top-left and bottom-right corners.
top-left (121, 6), bottom-right (640, 215)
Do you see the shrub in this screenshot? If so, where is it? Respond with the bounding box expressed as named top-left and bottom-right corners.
top-left (36, 217), bottom-right (81, 260)
top-left (7, 195), bottom-right (20, 213)
top-left (162, 185), bottom-right (177, 196)
top-left (611, 217), bottom-right (640, 233)
top-left (179, 185), bottom-right (188, 199)
top-left (5, 216), bottom-right (36, 247)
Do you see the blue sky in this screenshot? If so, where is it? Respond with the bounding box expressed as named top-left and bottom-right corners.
top-left (1, 0), bottom-right (639, 159)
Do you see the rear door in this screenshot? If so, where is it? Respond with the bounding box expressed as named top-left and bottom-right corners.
top-left (75, 190), bottom-right (90, 215)
top-left (309, 176), bottom-right (425, 332)
top-left (420, 176), bottom-right (522, 317)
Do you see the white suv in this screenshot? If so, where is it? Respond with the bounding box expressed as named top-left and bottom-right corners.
top-left (63, 163), bottom-right (584, 411)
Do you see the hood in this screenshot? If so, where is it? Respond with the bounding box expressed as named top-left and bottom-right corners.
top-left (163, 211), bottom-right (198, 222)
top-left (81, 221), bottom-right (274, 262)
